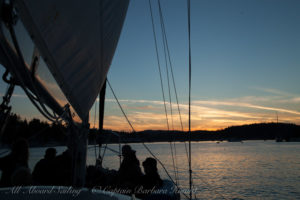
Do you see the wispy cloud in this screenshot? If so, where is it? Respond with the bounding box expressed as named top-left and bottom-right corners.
top-left (251, 87), bottom-right (295, 97)
top-left (12, 94), bottom-right (27, 98)
top-left (122, 105), bottom-right (161, 111)
top-left (0, 93), bottom-right (27, 98)
top-left (193, 100), bottom-right (300, 115)
top-left (90, 94), bottom-right (300, 131)
top-left (11, 86), bottom-right (300, 131)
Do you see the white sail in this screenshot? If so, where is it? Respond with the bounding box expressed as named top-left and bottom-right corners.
top-left (14, 0), bottom-right (129, 120)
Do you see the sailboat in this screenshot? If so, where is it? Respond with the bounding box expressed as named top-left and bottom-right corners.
top-left (0, 0), bottom-right (189, 199)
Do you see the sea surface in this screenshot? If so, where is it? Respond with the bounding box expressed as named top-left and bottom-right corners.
top-left (3, 140), bottom-right (300, 199)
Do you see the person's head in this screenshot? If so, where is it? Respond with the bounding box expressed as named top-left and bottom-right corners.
top-left (11, 138), bottom-right (29, 163)
top-left (142, 157), bottom-right (157, 174)
top-left (122, 145), bottom-right (136, 157)
top-left (45, 148), bottom-right (57, 160)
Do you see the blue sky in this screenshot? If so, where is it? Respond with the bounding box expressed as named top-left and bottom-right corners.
top-left (1, 0), bottom-right (300, 131)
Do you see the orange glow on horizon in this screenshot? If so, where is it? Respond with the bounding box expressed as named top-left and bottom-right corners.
top-left (88, 97), bottom-right (300, 132)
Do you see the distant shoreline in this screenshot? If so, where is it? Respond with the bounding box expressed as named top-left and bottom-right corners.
top-left (96, 122), bottom-right (300, 144)
top-left (2, 115), bottom-right (300, 147)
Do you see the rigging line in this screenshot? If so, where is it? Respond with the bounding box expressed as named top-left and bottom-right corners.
top-left (7, 23), bottom-right (60, 121)
top-left (3, 53), bottom-right (53, 123)
top-left (169, 137), bottom-right (178, 184)
top-left (101, 143), bottom-right (108, 161)
top-left (157, 0), bottom-right (189, 163)
top-left (107, 79), bottom-right (135, 133)
top-left (99, 131), bottom-right (123, 167)
top-left (100, 131), bottom-right (119, 161)
top-left (27, 93), bottom-right (55, 122)
top-left (157, 1), bottom-right (184, 133)
top-left (148, 0), bottom-right (170, 131)
top-left (169, 140), bottom-right (178, 185)
top-left (156, 0), bottom-right (179, 185)
top-left (10, 75), bottom-right (54, 122)
top-left (157, 1), bottom-right (184, 187)
top-left (96, 145), bottom-right (119, 155)
top-left (187, 0), bottom-right (193, 199)
top-left (157, 0), bottom-right (174, 131)
top-left (141, 142), bottom-right (189, 200)
top-left (172, 141), bottom-right (180, 185)
top-left (0, 29), bottom-right (55, 122)
top-left (106, 77), bottom-right (189, 199)
top-left (98, 128), bottom-right (123, 164)
top-left (88, 145), bottom-right (120, 155)
top-left (6, 7), bottom-right (64, 122)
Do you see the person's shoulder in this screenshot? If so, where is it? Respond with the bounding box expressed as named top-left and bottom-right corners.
top-left (54, 154), bottom-right (63, 161)
top-left (33, 159), bottom-right (43, 170)
top-left (38, 158), bottom-right (48, 165)
top-left (139, 174), bottom-right (147, 183)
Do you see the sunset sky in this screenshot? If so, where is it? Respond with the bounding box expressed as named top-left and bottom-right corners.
top-left (1, 0), bottom-right (300, 131)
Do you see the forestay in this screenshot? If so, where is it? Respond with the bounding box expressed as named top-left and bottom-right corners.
top-left (14, 0), bottom-right (129, 120)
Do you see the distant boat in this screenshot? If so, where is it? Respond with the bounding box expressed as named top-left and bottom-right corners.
top-left (276, 137), bottom-right (300, 142)
top-left (227, 138), bottom-right (243, 143)
top-left (275, 137), bottom-right (284, 142)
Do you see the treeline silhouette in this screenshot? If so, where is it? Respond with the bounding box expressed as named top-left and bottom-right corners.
top-left (97, 123), bottom-right (300, 144)
top-left (1, 113), bottom-right (300, 146)
top-left (0, 113), bottom-right (67, 146)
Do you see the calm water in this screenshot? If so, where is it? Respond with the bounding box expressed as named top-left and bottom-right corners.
top-left (8, 141), bottom-right (300, 199)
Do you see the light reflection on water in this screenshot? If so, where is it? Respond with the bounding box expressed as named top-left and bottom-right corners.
top-left (26, 141), bottom-right (300, 199)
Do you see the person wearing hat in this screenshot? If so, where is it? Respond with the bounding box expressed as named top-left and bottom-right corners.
top-left (32, 147), bottom-right (57, 185)
top-left (141, 157), bottom-right (163, 190)
top-left (135, 157), bottom-right (163, 198)
top-left (118, 145), bottom-right (143, 192)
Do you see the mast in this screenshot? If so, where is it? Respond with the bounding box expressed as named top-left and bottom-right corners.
top-left (64, 103), bottom-right (88, 188)
top-left (99, 80), bottom-right (106, 134)
top-left (187, 0), bottom-right (192, 199)
top-left (69, 116), bottom-right (89, 187)
top-left (98, 0), bottom-right (105, 135)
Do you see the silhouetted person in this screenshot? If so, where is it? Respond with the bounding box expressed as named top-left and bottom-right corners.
top-left (32, 147), bottom-right (57, 185)
top-left (141, 157), bottom-right (163, 191)
top-left (0, 138), bottom-right (29, 187)
top-left (52, 149), bottom-right (72, 185)
top-left (11, 167), bottom-right (32, 186)
top-left (118, 145), bottom-right (143, 192)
